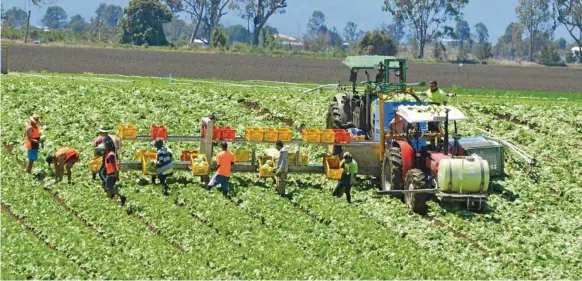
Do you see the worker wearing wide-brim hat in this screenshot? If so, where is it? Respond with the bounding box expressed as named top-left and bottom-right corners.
top-left (25, 113), bottom-right (42, 174)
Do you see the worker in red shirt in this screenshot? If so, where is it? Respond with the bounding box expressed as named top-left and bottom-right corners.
top-left (45, 147), bottom-right (79, 184)
top-left (206, 141), bottom-right (234, 197)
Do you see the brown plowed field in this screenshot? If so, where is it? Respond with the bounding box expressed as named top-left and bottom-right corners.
top-left (7, 45), bottom-right (582, 93)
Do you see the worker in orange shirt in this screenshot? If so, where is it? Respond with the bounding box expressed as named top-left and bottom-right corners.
top-left (45, 147), bottom-right (79, 183)
top-left (206, 141), bottom-right (234, 197)
top-left (25, 114), bottom-right (42, 174)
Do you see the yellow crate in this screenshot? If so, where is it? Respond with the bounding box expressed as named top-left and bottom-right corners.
top-left (88, 156), bottom-right (102, 172)
top-left (234, 150), bottom-right (250, 162)
top-left (289, 152), bottom-right (309, 166)
top-left (277, 128), bottom-right (292, 142)
top-left (351, 135), bottom-right (365, 141)
top-left (245, 127), bottom-right (265, 141)
top-left (258, 156), bottom-right (274, 178)
top-left (191, 154), bottom-right (209, 176)
top-left (264, 128), bottom-right (278, 142)
top-left (142, 157), bottom-right (156, 176)
top-left (325, 156), bottom-right (343, 180)
top-left (117, 124), bottom-right (137, 139)
top-left (135, 150), bottom-right (157, 161)
top-left (302, 129), bottom-right (321, 143)
top-left (321, 129), bottom-right (335, 143)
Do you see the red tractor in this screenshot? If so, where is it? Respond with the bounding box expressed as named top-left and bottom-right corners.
top-left (377, 104), bottom-right (490, 214)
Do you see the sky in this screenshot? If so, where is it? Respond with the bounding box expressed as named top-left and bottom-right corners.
top-left (2, 0), bottom-right (572, 44)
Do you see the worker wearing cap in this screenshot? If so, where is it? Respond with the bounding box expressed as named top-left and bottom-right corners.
top-left (273, 140), bottom-right (289, 197)
top-left (151, 139), bottom-right (173, 195)
top-left (206, 141), bottom-right (234, 197)
top-left (332, 152), bottom-right (355, 203)
top-left (45, 147), bottom-right (79, 183)
top-left (93, 128), bottom-right (123, 180)
top-left (25, 114), bottom-right (42, 174)
top-left (389, 112), bottom-right (407, 135)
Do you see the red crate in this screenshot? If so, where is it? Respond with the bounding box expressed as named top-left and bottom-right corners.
top-left (220, 127), bottom-right (236, 141)
top-left (333, 129), bottom-right (351, 144)
top-left (151, 124), bottom-right (168, 140)
top-left (180, 149), bottom-right (198, 161)
top-left (202, 126), bottom-right (220, 140)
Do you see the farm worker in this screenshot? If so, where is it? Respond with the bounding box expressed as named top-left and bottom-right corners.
top-left (332, 152), bottom-right (354, 203)
top-left (348, 156), bottom-right (359, 185)
top-left (389, 112), bottom-right (407, 135)
top-left (273, 140), bottom-right (289, 197)
top-left (93, 128), bottom-right (123, 180)
top-left (206, 141), bottom-right (234, 197)
top-left (25, 114), bottom-right (42, 174)
top-left (151, 138), bottom-right (174, 196)
top-left (101, 138), bottom-right (126, 205)
top-left (424, 80), bottom-right (446, 104)
top-left (45, 147), bottom-right (79, 183)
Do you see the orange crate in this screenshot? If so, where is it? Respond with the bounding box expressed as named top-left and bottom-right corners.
top-left (135, 150), bottom-right (157, 161)
top-left (324, 155), bottom-right (343, 179)
top-left (202, 126), bottom-right (220, 140)
top-left (191, 154), bottom-right (209, 176)
top-left (88, 156), bottom-right (102, 172)
top-left (234, 150), bottom-right (250, 162)
top-left (264, 128), bottom-right (278, 142)
top-left (258, 156), bottom-right (274, 178)
top-left (245, 127), bottom-right (264, 141)
top-left (117, 124), bottom-right (137, 139)
top-left (277, 128), bottom-right (292, 142)
top-left (180, 149), bottom-right (198, 161)
top-left (220, 127), bottom-right (236, 141)
top-left (151, 124), bottom-right (168, 140)
top-left (302, 129), bottom-right (321, 142)
top-left (321, 129), bottom-right (335, 143)
top-left (333, 129), bottom-right (351, 144)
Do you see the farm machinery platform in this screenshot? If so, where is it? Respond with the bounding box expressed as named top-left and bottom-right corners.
top-left (101, 56), bottom-right (507, 213)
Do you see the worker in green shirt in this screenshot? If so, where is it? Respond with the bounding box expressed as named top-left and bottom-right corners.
top-left (332, 152), bottom-right (358, 203)
top-left (423, 80), bottom-right (447, 104)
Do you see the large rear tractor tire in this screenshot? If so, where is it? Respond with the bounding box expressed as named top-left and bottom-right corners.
top-left (326, 101), bottom-right (342, 129)
top-left (404, 169), bottom-right (429, 215)
top-left (388, 147), bottom-right (404, 191)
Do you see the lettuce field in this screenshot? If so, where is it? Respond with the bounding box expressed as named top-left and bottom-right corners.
top-left (1, 73), bottom-right (582, 279)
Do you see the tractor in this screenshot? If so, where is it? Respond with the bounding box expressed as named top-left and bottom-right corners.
top-left (325, 56), bottom-right (489, 213)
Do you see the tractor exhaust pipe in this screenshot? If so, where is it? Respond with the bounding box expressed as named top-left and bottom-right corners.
top-left (444, 108), bottom-right (450, 155)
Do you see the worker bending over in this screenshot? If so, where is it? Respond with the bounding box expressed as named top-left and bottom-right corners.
top-left (45, 147), bottom-right (79, 183)
top-left (25, 114), bottom-right (42, 174)
top-left (332, 152), bottom-right (357, 203)
top-left (206, 141), bottom-right (234, 197)
top-left (151, 139), bottom-right (173, 195)
top-left (273, 140), bottom-right (289, 197)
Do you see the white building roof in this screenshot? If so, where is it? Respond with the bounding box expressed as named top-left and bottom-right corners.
top-left (275, 34), bottom-right (297, 42)
top-left (571, 46), bottom-right (581, 51)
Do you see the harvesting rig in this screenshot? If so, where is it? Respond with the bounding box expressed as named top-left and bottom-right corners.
top-left (108, 56), bottom-right (500, 214)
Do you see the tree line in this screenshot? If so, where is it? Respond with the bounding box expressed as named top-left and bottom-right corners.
top-left (2, 0), bottom-right (580, 63)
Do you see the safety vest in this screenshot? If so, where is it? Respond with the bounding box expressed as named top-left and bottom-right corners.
top-left (425, 88), bottom-right (446, 104)
top-left (54, 147), bottom-right (79, 163)
top-left (25, 123), bottom-right (40, 150)
top-left (105, 151), bottom-right (118, 175)
top-left (156, 147), bottom-right (173, 175)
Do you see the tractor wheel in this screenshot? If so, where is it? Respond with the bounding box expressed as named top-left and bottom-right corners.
top-left (388, 147), bottom-right (404, 191)
top-left (404, 169), bottom-right (429, 215)
top-left (326, 101), bottom-right (342, 129)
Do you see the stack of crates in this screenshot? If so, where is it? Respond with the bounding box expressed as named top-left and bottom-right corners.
top-left (191, 154), bottom-right (209, 176)
top-left (459, 137), bottom-right (504, 177)
top-left (324, 155), bottom-right (342, 179)
top-left (234, 150), bottom-right (250, 162)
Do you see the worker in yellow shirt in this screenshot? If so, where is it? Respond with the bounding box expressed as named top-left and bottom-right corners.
top-left (424, 80), bottom-right (446, 105)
